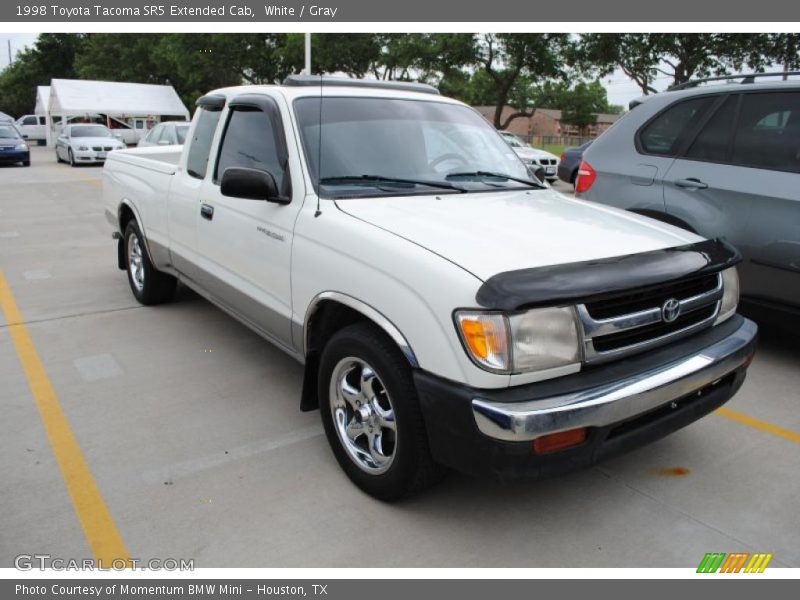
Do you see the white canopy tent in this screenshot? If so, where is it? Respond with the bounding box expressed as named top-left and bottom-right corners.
top-left (35, 86), bottom-right (50, 116)
top-left (46, 79), bottom-right (190, 146)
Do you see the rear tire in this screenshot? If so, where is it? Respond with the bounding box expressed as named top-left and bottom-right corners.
top-left (22, 160), bottom-right (30, 167)
top-left (318, 322), bottom-right (444, 501)
top-left (123, 220), bottom-right (176, 305)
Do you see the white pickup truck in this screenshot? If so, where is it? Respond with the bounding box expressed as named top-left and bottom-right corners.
top-left (104, 76), bottom-right (757, 500)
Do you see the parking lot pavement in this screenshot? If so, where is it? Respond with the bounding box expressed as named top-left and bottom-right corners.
top-left (1, 146), bottom-right (799, 568)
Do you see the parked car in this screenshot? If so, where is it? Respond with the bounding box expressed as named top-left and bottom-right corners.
top-left (103, 76), bottom-right (756, 500)
top-left (15, 114), bottom-right (47, 145)
top-left (557, 141), bottom-right (592, 186)
top-left (137, 121), bottom-right (191, 147)
top-left (498, 131), bottom-right (560, 182)
top-left (56, 124), bottom-right (126, 166)
top-left (576, 75), bottom-right (800, 321)
top-left (0, 124), bottom-right (30, 166)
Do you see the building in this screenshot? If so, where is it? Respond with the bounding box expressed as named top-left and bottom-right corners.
top-left (474, 105), bottom-right (622, 138)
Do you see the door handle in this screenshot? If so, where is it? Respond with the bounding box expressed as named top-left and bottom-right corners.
top-left (200, 203), bottom-right (214, 220)
top-left (674, 177), bottom-right (708, 190)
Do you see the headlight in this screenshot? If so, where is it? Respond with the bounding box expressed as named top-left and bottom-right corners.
top-left (716, 267), bottom-right (739, 324)
top-left (455, 306), bottom-right (582, 374)
top-left (15, 142), bottom-right (28, 151)
top-left (78, 146), bottom-right (89, 151)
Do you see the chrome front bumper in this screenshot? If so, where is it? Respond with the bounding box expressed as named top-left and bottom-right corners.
top-left (472, 317), bottom-right (757, 442)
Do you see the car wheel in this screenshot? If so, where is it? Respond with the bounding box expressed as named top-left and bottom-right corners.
top-left (123, 220), bottom-right (177, 305)
top-left (318, 322), bottom-right (444, 501)
top-left (68, 149), bottom-right (76, 167)
top-left (22, 161), bottom-right (30, 167)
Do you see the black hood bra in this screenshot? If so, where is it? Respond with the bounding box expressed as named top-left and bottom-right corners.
top-left (476, 238), bottom-right (741, 311)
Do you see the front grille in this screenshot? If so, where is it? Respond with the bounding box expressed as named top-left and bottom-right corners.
top-left (586, 274), bottom-right (719, 319)
top-left (578, 273), bottom-right (723, 363)
top-left (591, 305), bottom-right (716, 352)
top-left (104, 146), bottom-right (113, 151)
top-left (92, 146), bottom-right (102, 151)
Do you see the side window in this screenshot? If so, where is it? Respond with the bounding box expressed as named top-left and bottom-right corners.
top-left (186, 108), bottom-right (222, 179)
top-left (685, 95), bottom-right (738, 163)
top-left (39, 116), bottom-right (46, 125)
top-left (22, 116), bottom-right (37, 125)
top-left (638, 96), bottom-right (715, 156)
top-left (731, 92), bottom-right (800, 173)
top-left (146, 125), bottom-right (161, 142)
top-left (214, 104), bottom-right (289, 193)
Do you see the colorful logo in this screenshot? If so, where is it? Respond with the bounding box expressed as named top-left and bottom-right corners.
top-left (697, 552), bottom-right (773, 573)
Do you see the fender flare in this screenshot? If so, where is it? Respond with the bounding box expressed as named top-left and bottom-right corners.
top-left (303, 291), bottom-right (419, 368)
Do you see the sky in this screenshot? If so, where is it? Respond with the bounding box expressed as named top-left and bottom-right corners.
top-left (1, 32), bottom-right (667, 109)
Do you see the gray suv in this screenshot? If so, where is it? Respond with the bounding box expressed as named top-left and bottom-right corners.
top-left (577, 75), bottom-right (800, 320)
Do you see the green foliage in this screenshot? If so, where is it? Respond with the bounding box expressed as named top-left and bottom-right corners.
top-left (0, 34), bottom-right (85, 116)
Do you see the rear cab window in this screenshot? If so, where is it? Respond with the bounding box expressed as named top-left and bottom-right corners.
top-left (186, 108), bottom-right (223, 179)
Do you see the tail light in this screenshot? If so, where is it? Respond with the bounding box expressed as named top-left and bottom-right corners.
top-left (559, 151), bottom-right (566, 162)
top-left (575, 161), bottom-right (597, 193)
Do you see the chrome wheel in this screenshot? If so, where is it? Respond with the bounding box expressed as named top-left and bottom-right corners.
top-left (329, 357), bottom-right (397, 474)
top-left (127, 233), bottom-right (145, 292)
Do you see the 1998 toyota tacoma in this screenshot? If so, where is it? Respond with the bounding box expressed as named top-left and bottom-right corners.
top-left (103, 76), bottom-right (758, 500)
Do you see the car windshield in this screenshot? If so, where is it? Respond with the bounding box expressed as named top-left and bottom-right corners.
top-left (501, 133), bottom-right (525, 148)
top-left (294, 96), bottom-right (535, 198)
top-left (175, 124), bottom-right (190, 144)
top-left (0, 125), bottom-right (20, 139)
top-left (71, 125), bottom-right (113, 138)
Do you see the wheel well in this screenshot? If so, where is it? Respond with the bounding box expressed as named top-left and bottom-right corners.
top-left (119, 204), bottom-right (136, 233)
top-left (117, 205), bottom-right (136, 270)
top-left (628, 209), bottom-right (697, 233)
top-left (300, 300), bottom-right (407, 412)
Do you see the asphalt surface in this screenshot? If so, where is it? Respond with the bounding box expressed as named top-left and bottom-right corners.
top-left (1, 146), bottom-right (799, 568)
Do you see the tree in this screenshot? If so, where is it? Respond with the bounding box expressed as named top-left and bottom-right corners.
top-left (0, 34), bottom-right (85, 116)
top-left (575, 33), bottom-right (775, 95)
top-left (471, 33), bottom-right (572, 129)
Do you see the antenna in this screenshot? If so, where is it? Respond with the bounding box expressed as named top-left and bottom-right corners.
top-left (314, 71), bottom-right (323, 218)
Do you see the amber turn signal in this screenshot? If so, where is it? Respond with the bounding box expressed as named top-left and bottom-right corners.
top-left (532, 428), bottom-right (588, 455)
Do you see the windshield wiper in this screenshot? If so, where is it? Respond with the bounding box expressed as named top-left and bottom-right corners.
top-left (320, 175), bottom-right (467, 193)
top-left (445, 171), bottom-right (545, 189)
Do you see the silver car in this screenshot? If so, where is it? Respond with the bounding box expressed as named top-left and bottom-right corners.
top-left (55, 124), bottom-right (126, 166)
top-left (576, 75), bottom-right (800, 319)
top-left (137, 121), bottom-right (191, 147)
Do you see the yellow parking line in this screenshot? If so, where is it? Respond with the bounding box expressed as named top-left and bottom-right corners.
top-left (716, 406), bottom-right (800, 445)
top-left (0, 269), bottom-right (130, 568)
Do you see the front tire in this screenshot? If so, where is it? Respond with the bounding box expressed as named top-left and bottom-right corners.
top-left (68, 149), bottom-right (76, 167)
top-left (123, 220), bottom-right (176, 305)
top-left (318, 322), bottom-right (444, 501)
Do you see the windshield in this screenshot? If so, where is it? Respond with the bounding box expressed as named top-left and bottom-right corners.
top-left (500, 133), bottom-right (525, 148)
top-left (294, 97), bottom-right (534, 198)
top-left (175, 124), bottom-right (190, 144)
top-left (71, 125), bottom-right (113, 138)
top-left (0, 125), bottom-right (20, 139)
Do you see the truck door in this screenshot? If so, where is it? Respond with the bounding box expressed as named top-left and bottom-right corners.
top-left (664, 91), bottom-right (800, 308)
top-left (166, 100), bottom-right (224, 281)
top-left (196, 93), bottom-right (303, 349)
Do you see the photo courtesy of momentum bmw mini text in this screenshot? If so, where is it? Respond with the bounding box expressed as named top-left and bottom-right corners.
top-left (0, 0), bottom-right (798, 596)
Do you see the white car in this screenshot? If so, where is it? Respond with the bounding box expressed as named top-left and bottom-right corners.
top-left (499, 131), bottom-right (560, 182)
top-left (103, 77), bottom-right (756, 500)
top-left (15, 114), bottom-right (47, 144)
top-left (137, 121), bottom-right (191, 147)
top-left (55, 124), bottom-right (126, 166)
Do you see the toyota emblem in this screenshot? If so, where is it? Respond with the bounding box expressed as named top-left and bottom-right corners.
top-left (662, 298), bottom-right (681, 323)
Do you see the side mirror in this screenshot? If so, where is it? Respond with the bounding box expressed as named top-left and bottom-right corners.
top-left (220, 167), bottom-right (289, 204)
top-left (113, 133), bottom-right (123, 140)
top-left (528, 165), bottom-right (547, 184)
